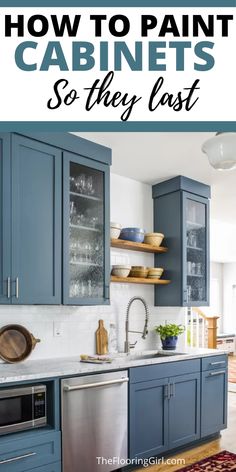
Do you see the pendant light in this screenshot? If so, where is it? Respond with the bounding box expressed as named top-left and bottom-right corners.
top-left (202, 132), bottom-right (236, 170)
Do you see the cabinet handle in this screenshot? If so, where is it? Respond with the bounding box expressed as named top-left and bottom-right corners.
top-left (210, 361), bottom-right (225, 366)
top-left (7, 277), bottom-right (11, 298)
top-left (208, 370), bottom-right (225, 377)
top-left (0, 452), bottom-right (36, 464)
top-left (164, 384), bottom-right (169, 398)
top-left (183, 290), bottom-right (188, 303)
top-left (15, 277), bottom-right (19, 299)
top-left (170, 383), bottom-right (175, 397)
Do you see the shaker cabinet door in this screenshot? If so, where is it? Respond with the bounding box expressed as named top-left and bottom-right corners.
top-left (11, 135), bottom-right (62, 304)
top-left (0, 134), bottom-right (11, 304)
top-left (129, 378), bottom-right (169, 459)
top-left (168, 373), bottom-right (200, 450)
top-left (63, 152), bottom-right (110, 305)
top-left (201, 369), bottom-right (227, 437)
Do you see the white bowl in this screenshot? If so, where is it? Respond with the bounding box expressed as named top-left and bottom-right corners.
top-left (110, 222), bottom-right (122, 239)
top-left (111, 222), bottom-right (122, 229)
top-left (111, 227), bottom-right (121, 239)
top-left (111, 266), bottom-right (131, 278)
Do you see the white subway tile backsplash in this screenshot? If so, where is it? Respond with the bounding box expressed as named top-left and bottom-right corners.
top-left (0, 173), bottom-right (185, 361)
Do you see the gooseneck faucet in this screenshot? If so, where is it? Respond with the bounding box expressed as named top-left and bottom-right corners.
top-left (124, 296), bottom-right (149, 353)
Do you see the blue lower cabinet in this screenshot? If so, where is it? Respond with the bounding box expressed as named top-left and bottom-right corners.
top-left (201, 368), bottom-right (228, 437)
top-left (129, 366), bottom-right (201, 459)
top-left (0, 431), bottom-right (61, 472)
top-left (168, 373), bottom-right (200, 449)
top-left (129, 378), bottom-right (169, 459)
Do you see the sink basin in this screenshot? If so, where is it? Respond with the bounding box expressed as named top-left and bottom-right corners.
top-left (113, 351), bottom-right (187, 362)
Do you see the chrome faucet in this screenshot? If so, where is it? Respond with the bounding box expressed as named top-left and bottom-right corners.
top-left (124, 296), bottom-right (149, 353)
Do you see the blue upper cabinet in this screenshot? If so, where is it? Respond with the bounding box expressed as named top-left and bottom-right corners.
top-left (152, 176), bottom-right (210, 307)
top-left (63, 152), bottom-right (110, 305)
top-left (0, 134), bottom-right (11, 304)
top-left (11, 135), bottom-right (62, 304)
top-left (0, 132), bottom-right (111, 305)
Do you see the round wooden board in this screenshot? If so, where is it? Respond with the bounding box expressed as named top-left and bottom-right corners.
top-left (0, 325), bottom-right (40, 363)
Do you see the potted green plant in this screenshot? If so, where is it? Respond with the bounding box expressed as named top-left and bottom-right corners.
top-left (154, 324), bottom-right (185, 350)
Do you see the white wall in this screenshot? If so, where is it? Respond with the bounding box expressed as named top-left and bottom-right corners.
top-left (0, 173), bottom-right (185, 362)
top-left (222, 263), bottom-right (236, 334)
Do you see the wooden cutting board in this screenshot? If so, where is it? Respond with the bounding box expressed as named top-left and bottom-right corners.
top-left (96, 320), bottom-right (108, 355)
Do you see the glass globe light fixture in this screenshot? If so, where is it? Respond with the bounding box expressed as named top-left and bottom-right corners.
top-left (202, 132), bottom-right (236, 170)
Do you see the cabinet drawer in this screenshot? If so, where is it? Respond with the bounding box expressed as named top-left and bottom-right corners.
top-left (130, 359), bottom-right (201, 383)
top-left (0, 431), bottom-right (61, 472)
top-left (202, 355), bottom-right (227, 371)
top-left (27, 462), bottom-right (61, 472)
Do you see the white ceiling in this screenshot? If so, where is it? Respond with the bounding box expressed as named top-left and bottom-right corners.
top-left (74, 132), bottom-right (236, 225)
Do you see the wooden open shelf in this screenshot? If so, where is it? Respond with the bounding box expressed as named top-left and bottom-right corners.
top-left (111, 276), bottom-right (170, 285)
top-left (111, 238), bottom-right (168, 254)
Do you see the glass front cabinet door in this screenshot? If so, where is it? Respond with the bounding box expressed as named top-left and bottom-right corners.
top-left (183, 193), bottom-right (209, 306)
top-left (152, 176), bottom-right (210, 307)
top-left (63, 152), bottom-right (110, 305)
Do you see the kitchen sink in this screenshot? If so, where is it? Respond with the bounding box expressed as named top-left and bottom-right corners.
top-left (113, 351), bottom-right (187, 362)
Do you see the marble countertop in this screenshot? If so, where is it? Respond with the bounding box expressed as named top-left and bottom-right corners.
top-left (0, 348), bottom-right (227, 384)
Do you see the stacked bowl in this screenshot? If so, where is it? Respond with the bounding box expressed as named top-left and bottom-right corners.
top-left (147, 268), bottom-right (164, 279)
top-left (110, 222), bottom-right (122, 239)
top-left (129, 266), bottom-right (148, 278)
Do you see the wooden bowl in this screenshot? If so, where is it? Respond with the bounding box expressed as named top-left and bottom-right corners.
top-left (0, 325), bottom-right (41, 363)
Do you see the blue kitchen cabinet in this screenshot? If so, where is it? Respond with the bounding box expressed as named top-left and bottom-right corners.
top-left (11, 135), bottom-right (62, 304)
top-left (129, 361), bottom-right (201, 459)
top-left (63, 151), bottom-right (110, 305)
top-left (129, 378), bottom-right (169, 459)
top-left (0, 431), bottom-right (61, 472)
top-left (168, 373), bottom-right (200, 449)
top-left (0, 134), bottom-right (11, 304)
top-left (152, 176), bottom-right (210, 307)
top-left (201, 355), bottom-right (228, 437)
top-left (0, 132), bottom-right (111, 305)
top-left (0, 134), bottom-right (62, 304)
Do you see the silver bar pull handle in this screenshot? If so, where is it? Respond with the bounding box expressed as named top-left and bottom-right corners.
top-left (0, 452), bottom-right (36, 465)
top-left (210, 361), bottom-right (225, 366)
top-left (64, 377), bottom-right (129, 392)
top-left (170, 383), bottom-right (175, 397)
top-left (15, 277), bottom-right (19, 299)
top-left (208, 370), bottom-right (225, 377)
top-left (164, 384), bottom-right (169, 398)
top-left (7, 277), bottom-right (11, 298)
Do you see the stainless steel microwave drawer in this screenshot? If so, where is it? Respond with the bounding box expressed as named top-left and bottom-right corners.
top-left (0, 431), bottom-right (61, 472)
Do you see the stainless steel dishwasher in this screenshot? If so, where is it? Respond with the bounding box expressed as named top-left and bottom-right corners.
top-left (61, 371), bottom-right (128, 472)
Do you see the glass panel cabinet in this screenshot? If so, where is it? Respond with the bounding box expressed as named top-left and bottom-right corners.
top-left (153, 176), bottom-right (210, 307)
top-left (63, 152), bottom-right (110, 305)
top-left (184, 194), bottom-right (209, 306)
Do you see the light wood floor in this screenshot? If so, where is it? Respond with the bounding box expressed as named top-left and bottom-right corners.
top-left (133, 391), bottom-right (236, 471)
